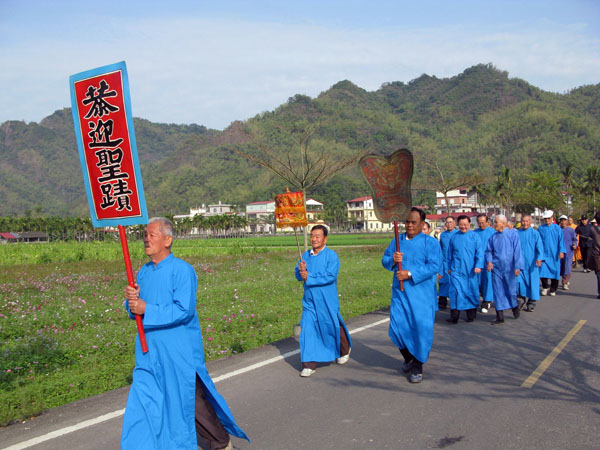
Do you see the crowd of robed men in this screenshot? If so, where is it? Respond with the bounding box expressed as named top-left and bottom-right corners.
top-left (118, 209), bottom-right (600, 449)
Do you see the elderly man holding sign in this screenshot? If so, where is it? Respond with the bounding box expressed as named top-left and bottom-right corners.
top-left (71, 62), bottom-right (248, 450)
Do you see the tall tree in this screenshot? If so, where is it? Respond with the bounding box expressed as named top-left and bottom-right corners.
top-left (227, 118), bottom-right (364, 249)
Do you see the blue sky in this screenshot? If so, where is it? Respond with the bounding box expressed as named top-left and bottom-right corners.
top-left (1, 0), bottom-right (598, 129)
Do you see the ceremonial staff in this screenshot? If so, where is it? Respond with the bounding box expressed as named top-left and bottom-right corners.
top-left (70, 61), bottom-right (149, 352)
top-left (359, 149), bottom-right (414, 290)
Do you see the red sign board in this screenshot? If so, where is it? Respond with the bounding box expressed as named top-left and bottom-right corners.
top-left (70, 62), bottom-right (147, 228)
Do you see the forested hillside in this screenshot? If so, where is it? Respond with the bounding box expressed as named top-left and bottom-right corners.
top-left (1, 63), bottom-right (598, 217)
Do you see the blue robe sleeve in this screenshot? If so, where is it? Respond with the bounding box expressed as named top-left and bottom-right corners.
top-left (382, 239), bottom-right (397, 272)
top-left (447, 235), bottom-right (455, 273)
top-left (411, 237), bottom-right (443, 285)
top-left (485, 236), bottom-right (493, 266)
top-left (512, 232), bottom-right (524, 270)
top-left (142, 263), bottom-right (198, 329)
top-left (305, 250), bottom-right (340, 287)
top-left (474, 234), bottom-right (484, 269)
top-left (558, 227), bottom-right (566, 254)
top-left (534, 231), bottom-right (544, 261)
top-left (295, 250), bottom-right (310, 282)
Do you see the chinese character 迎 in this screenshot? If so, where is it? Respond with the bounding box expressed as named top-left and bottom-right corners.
top-left (88, 119), bottom-right (123, 148)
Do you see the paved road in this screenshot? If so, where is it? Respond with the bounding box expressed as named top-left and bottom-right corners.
top-left (1, 270), bottom-right (598, 450)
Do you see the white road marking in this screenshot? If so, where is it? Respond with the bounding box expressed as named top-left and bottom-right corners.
top-left (2, 316), bottom-right (389, 449)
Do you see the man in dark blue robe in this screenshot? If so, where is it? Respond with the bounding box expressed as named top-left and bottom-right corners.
top-left (559, 215), bottom-right (578, 290)
top-left (295, 225), bottom-right (352, 377)
top-left (517, 215), bottom-right (544, 312)
top-left (485, 215), bottom-right (524, 325)
top-left (122, 218), bottom-right (248, 450)
top-left (538, 210), bottom-right (566, 297)
top-left (438, 216), bottom-right (458, 309)
top-left (447, 215), bottom-right (483, 323)
top-left (382, 208), bottom-right (443, 383)
top-left (474, 214), bottom-right (495, 313)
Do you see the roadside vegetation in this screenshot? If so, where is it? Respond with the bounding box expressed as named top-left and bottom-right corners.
top-left (0, 235), bottom-right (393, 425)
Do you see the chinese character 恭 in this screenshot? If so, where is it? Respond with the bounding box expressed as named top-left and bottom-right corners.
top-left (82, 80), bottom-right (119, 119)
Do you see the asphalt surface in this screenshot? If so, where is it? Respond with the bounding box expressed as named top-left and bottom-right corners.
top-left (1, 269), bottom-right (599, 450)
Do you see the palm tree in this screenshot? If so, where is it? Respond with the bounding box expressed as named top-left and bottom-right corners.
top-left (583, 165), bottom-right (600, 213)
top-left (561, 163), bottom-right (575, 214)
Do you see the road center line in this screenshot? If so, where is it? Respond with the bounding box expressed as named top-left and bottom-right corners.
top-left (2, 316), bottom-right (390, 450)
top-left (521, 320), bottom-right (587, 388)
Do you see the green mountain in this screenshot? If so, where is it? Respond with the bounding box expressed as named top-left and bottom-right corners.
top-left (1, 63), bottom-right (598, 217)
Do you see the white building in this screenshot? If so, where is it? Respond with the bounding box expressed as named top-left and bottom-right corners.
top-left (435, 189), bottom-right (482, 215)
top-left (206, 201), bottom-right (232, 215)
top-left (346, 196), bottom-right (394, 232)
top-left (245, 201), bottom-right (275, 234)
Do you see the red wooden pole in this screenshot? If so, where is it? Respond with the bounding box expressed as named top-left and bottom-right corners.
top-left (394, 221), bottom-right (404, 291)
top-left (118, 225), bottom-right (148, 353)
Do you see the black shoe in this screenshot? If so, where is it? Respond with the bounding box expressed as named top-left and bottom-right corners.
top-left (446, 318), bottom-right (458, 324)
top-left (409, 366), bottom-right (423, 383)
top-left (438, 297), bottom-right (448, 310)
top-left (466, 317), bottom-right (475, 322)
top-left (491, 319), bottom-right (504, 325)
top-left (512, 307), bottom-right (520, 319)
top-left (525, 302), bottom-right (536, 312)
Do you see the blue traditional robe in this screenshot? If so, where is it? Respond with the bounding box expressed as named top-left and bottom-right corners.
top-left (538, 223), bottom-right (566, 280)
top-left (485, 230), bottom-right (524, 311)
top-left (474, 227), bottom-right (495, 302)
top-left (438, 228), bottom-right (459, 297)
top-left (121, 253), bottom-right (249, 450)
top-left (295, 246), bottom-right (352, 362)
top-left (517, 227), bottom-right (544, 300)
top-left (382, 233), bottom-right (443, 364)
top-left (561, 226), bottom-right (577, 277)
top-left (448, 231), bottom-right (483, 310)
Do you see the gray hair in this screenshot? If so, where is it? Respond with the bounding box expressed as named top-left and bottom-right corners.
top-left (149, 217), bottom-right (175, 238)
top-left (495, 214), bottom-right (507, 224)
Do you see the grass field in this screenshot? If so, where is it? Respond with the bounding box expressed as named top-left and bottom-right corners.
top-left (0, 235), bottom-right (394, 425)
top-left (0, 233), bottom-right (394, 265)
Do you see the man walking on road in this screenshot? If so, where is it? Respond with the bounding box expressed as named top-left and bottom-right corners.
top-left (474, 214), bottom-right (495, 313)
top-left (576, 214), bottom-right (593, 272)
top-left (517, 215), bottom-right (544, 312)
top-left (447, 215), bottom-right (483, 323)
top-left (539, 210), bottom-right (566, 297)
top-left (589, 215), bottom-right (600, 299)
top-left (122, 218), bottom-right (248, 450)
top-left (438, 216), bottom-right (458, 310)
top-left (295, 225), bottom-right (352, 377)
top-left (560, 215), bottom-right (578, 290)
top-left (382, 208), bottom-right (443, 383)
top-left (485, 215), bottom-right (523, 325)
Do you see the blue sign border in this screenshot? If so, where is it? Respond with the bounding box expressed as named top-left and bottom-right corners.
top-left (69, 61), bottom-right (148, 228)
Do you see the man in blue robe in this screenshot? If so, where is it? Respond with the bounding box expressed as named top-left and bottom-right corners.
top-left (382, 207), bottom-right (443, 383)
top-left (474, 214), bottom-right (495, 313)
top-left (559, 215), bottom-right (578, 290)
top-left (295, 225), bottom-right (352, 377)
top-left (485, 215), bottom-right (524, 325)
top-left (538, 210), bottom-right (566, 297)
top-left (438, 216), bottom-right (458, 310)
top-left (122, 218), bottom-right (249, 450)
top-left (447, 215), bottom-right (483, 323)
top-left (517, 215), bottom-right (544, 312)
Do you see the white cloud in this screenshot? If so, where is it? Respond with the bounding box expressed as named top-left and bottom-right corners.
top-left (0, 16), bottom-right (598, 128)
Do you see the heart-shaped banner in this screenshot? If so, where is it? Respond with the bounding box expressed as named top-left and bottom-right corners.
top-left (359, 149), bottom-right (414, 223)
